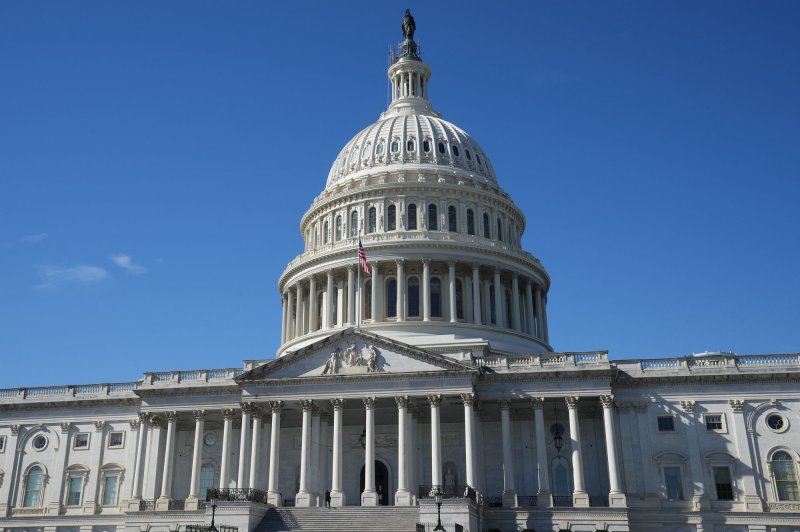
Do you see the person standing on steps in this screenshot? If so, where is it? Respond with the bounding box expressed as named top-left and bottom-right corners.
top-left (325, 490), bottom-right (331, 508)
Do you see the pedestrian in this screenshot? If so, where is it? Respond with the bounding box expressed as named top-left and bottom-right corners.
top-left (325, 490), bottom-right (331, 508)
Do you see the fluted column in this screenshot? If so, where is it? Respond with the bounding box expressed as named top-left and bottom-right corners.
top-left (511, 273), bottom-right (521, 331)
top-left (371, 262), bottom-right (381, 321)
top-left (493, 268), bottom-right (503, 327)
top-left (395, 396), bottom-right (412, 505)
top-left (296, 400), bottom-right (314, 506)
top-left (462, 394), bottom-right (475, 488)
top-left (330, 399), bottom-right (345, 506)
top-left (422, 259), bottom-right (431, 321)
top-left (309, 276), bottom-right (318, 332)
top-left (249, 410), bottom-right (263, 490)
top-left (238, 403), bottom-right (253, 489)
top-left (267, 401), bottom-right (283, 506)
top-left (280, 294), bottom-right (287, 344)
top-left (326, 270), bottom-right (334, 328)
top-left (130, 413), bottom-right (148, 502)
top-left (499, 400), bottom-right (516, 507)
top-left (429, 395), bottom-right (442, 487)
top-left (295, 283), bottom-right (305, 338)
top-left (472, 265), bottom-right (482, 325)
top-left (448, 262), bottom-right (457, 322)
top-left (156, 412), bottom-right (177, 508)
top-left (524, 281), bottom-right (535, 336)
top-left (220, 409), bottom-right (235, 489)
top-left (396, 259), bottom-right (405, 321)
top-left (361, 397), bottom-right (378, 505)
top-left (187, 410), bottom-right (206, 509)
top-left (347, 265), bottom-right (355, 325)
top-left (531, 398), bottom-right (551, 507)
top-left (566, 397), bottom-right (588, 507)
top-left (286, 289), bottom-right (295, 341)
top-left (534, 286), bottom-right (544, 339)
top-left (600, 396), bottom-right (626, 507)
top-left (541, 290), bottom-right (549, 343)
top-left (310, 407), bottom-right (321, 505)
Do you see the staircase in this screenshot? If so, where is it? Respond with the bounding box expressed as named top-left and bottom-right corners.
top-left (255, 506), bottom-right (420, 531)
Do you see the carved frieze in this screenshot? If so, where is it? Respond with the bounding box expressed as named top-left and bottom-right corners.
top-left (680, 400), bottom-right (696, 413)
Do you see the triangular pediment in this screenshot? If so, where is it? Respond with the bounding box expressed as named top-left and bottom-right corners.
top-left (237, 328), bottom-right (475, 382)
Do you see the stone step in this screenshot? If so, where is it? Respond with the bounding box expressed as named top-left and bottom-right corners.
top-left (255, 507), bottom-right (421, 532)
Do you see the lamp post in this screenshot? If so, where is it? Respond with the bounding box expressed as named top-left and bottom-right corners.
top-left (208, 494), bottom-right (218, 532)
top-left (433, 488), bottom-right (445, 531)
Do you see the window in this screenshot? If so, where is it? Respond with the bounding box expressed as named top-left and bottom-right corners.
top-left (23, 465), bottom-right (44, 507)
top-left (772, 451), bottom-right (800, 501)
top-left (335, 215), bottom-right (342, 241)
top-left (368, 207), bottom-right (376, 233)
top-left (423, 140), bottom-right (430, 152)
top-left (349, 148), bottom-right (358, 164)
top-left (663, 466), bottom-right (684, 500)
top-left (386, 279), bottom-right (397, 318)
top-left (476, 153), bottom-right (482, 165)
top-left (408, 277), bottom-right (420, 317)
top-left (407, 204), bottom-right (417, 230)
top-left (767, 413), bottom-right (787, 433)
top-left (33, 435), bottom-right (47, 450)
top-left (376, 141), bottom-right (385, 156)
top-left (323, 221), bottom-right (329, 244)
top-left (108, 432), bottom-right (124, 449)
top-left (364, 280), bottom-right (372, 320)
top-left (391, 140), bottom-right (399, 153)
top-left (74, 433), bottom-right (89, 450)
top-left (387, 205), bottom-right (396, 231)
top-left (704, 413), bottom-right (725, 432)
top-left (350, 210), bottom-right (359, 237)
top-left (406, 140), bottom-right (415, 152)
top-left (465, 149), bottom-right (472, 160)
top-left (466, 209), bottom-right (475, 235)
top-left (102, 475), bottom-right (118, 506)
top-left (361, 145), bottom-right (370, 158)
top-left (427, 204), bottom-right (438, 230)
top-left (713, 466), bottom-right (734, 500)
top-left (430, 278), bottom-right (442, 318)
top-left (0, 435), bottom-right (6, 452)
top-left (657, 416), bottom-right (675, 432)
top-left (200, 464), bottom-right (215, 501)
top-left (448, 206), bottom-right (457, 232)
top-left (452, 145), bottom-right (460, 157)
top-left (67, 476), bottom-right (83, 506)
top-left (497, 218), bottom-right (503, 241)
top-left (483, 213), bottom-right (490, 238)
top-left (438, 141), bottom-right (445, 154)
top-left (455, 279), bottom-right (464, 320)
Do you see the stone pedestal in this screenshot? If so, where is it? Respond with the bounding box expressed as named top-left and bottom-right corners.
top-left (267, 491), bottom-right (283, 507)
top-left (295, 491), bottom-right (314, 507)
top-left (609, 491), bottom-right (627, 508)
top-left (155, 497), bottom-right (171, 511)
top-left (330, 490), bottom-right (346, 507)
top-left (126, 497), bottom-right (142, 511)
top-left (743, 495), bottom-right (764, 512)
top-left (361, 490), bottom-right (379, 506)
top-left (502, 491), bottom-right (517, 508)
top-left (536, 490), bottom-right (552, 508)
top-left (185, 495), bottom-right (201, 511)
top-left (395, 489), bottom-right (414, 506)
top-left (572, 491), bottom-right (590, 508)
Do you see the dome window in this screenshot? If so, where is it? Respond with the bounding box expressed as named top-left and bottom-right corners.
top-left (391, 141), bottom-right (399, 153)
top-left (438, 141), bottom-right (445, 154)
top-left (428, 204), bottom-right (438, 230)
top-left (407, 203), bottom-right (417, 230)
top-left (452, 145), bottom-right (460, 157)
top-left (350, 149), bottom-right (359, 163)
top-left (465, 149), bottom-right (472, 161)
top-left (387, 205), bottom-right (396, 231)
top-left (376, 142), bottom-right (385, 156)
top-left (368, 207), bottom-right (377, 233)
top-left (476, 153), bottom-right (482, 165)
top-left (448, 205), bottom-right (457, 232)
top-left (362, 145), bottom-right (370, 158)
top-left (467, 209), bottom-right (475, 235)
top-left (406, 140), bottom-right (415, 152)
top-left (423, 140), bottom-right (431, 152)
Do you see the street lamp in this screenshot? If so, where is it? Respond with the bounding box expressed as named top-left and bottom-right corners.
top-left (208, 494), bottom-right (218, 532)
top-left (433, 488), bottom-right (445, 531)
top-left (553, 425), bottom-right (563, 452)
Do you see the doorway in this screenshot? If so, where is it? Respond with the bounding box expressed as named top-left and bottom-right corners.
top-left (360, 460), bottom-right (390, 506)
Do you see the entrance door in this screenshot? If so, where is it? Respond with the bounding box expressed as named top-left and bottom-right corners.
top-left (360, 461), bottom-right (390, 506)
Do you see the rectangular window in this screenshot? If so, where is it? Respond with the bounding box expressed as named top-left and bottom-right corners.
top-left (67, 477), bottom-right (83, 506)
top-left (664, 466), bottom-right (684, 500)
top-left (704, 413), bottom-right (725, 432)
top-left (102, 476), bottom-right (118, 506)
top-left (657, 416), bottom-right (675, 432)
top-left (108, 432), bottom-right (124, 449)
top-left (713, 466), bottom-right (734, 500)
top-left (0, 435), bottom-right (6, 452)
top-left (73, 433), bottom-right (90, 450)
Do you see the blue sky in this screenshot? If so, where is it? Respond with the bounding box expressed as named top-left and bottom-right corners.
top-left (1, 2), bottom-right (798, 389)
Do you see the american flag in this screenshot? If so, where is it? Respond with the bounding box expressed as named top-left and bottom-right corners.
top-left (358, 238), bottom-right (370, 274)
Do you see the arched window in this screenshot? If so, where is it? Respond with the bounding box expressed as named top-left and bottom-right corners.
top-left (407, 204), bottom-right (417, 230)
top-left (323, 221), bottom-right (329, 244)
top-left (364, 280), bottom-right (372, 320)
top-left (428, 204), bottom-right (438, 230)
top-left (368, 207), bottom-right (377, 233)
top-left (497, 218), bottom-right (503, 241)
top-left (466, 209), bottom-right (475, 235)
top-left (455, 279), bottom-right (464, 319)
top-left (350, 211), bottom-right (359, 237)
top-left (100, 464), bottom-right (124, 506)
top-left (200, 464), bottom-right (215, 501)
top-left (386, 279), bottom-right (397, 318)
top-left (448, 206), bottom-right (457, 232)
top-left (387, 205), bottom-right (396, 231)
top-left (430, 278), bottom-right (442, 317)
top-left (335, 215), bottom-right (342, 241)
top-left (23, 465), bottom-right (44, 507)
top-left (438, 141), bottom-right (445, 154)
top-left (408, 277), bottom-right (420, 317)
top-left (772, 451), bottom-right (800, 501)
top-left (483, 213), bottom-right (490, 238)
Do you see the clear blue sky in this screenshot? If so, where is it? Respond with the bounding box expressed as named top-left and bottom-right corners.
top-left (1, 2), bottom-right (798, 389)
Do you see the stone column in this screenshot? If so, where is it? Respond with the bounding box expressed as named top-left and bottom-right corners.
top-left (600, 396), bottom-right (627, 507)
top-left (267, 401), bottom-right (283, 506)
top-left (681, 400), bottom-right (709, 509)
top-left (524, 281), bottom-right (535, 337)
top-left (396, 396), bottom-right (413, 505)
top-left (186, 410), bottom-right (206, 510)
top-left (326, 270), bottom-right (334, 329)
top-left (142, 416), bottom-right (163, 500)
top-left (410, 406), bottom-right (419, 500)
top-left (220, 409), bottom-right (235, 489)
top-left (566, 397), bottom-right (588, 507)
top-left (280, 294), bottom-right (287, 344)
top-left (310, 408), bottom-right (321, 505)
top-left (449, 262), bottom-right (457, 322)
top-left (422, 259), bottom-right (431, 321)
top-left (318, 413), bottom-right (329, 498)
top-left (531, 398), bottom-right (551, 507)
top-left (461, 394), bottom-right (475, 488)
top-left (472, 265), bottom-right (482, 325)
top-left (330, 399), bottom-right (346, 507)
top-left (156, 412), bottom-right (177, 509)
top-left (371, 263), bottom-right (381, 321)
top-left (309, 276), bottom-right (318, 332)
top-left (429, 395), bottom-right (443, 488)
top-left (511, 273), bottom-right (521, 331)
top-left (541, 291), bottom-right (549, 343)
top-left (129, 413), bottom-right (149, 507)
top-left (296, 400), bottom-right (314, 506)
top-left (286, 289), bottom-right (295, 341)
top-left (500, 400), bottom-right (517, 507)
top-left (361, 397), bottom-right (378, 505)
top-left (238, 403), bottom-right (253, 489)
top-left (249, 410), bottom-right (263, 490)
top-left (295, 283), bottom-right (305, 338)
top-left (728, 400), bottom-right (763, 511)
top-left (347, 265), bottom-right (356, 325)
top-left (534, 286), bottom-right (544, 339)
top-left (396, 259), bottom-right (405, 321)
top-left (336, 279), bottom-right (344, 326)
top-left (493, 268), bottom-right (503, 327)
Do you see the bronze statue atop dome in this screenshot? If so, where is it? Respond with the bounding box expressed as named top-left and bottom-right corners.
top-left (402, 9), bottom-right (416, 41)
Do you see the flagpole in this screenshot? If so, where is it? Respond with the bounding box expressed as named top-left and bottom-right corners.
top-left (356, 230), bottom-right (361, 329)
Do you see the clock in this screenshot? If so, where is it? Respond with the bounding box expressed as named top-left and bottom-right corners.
top-left (204, 432), bottom-right (217, 446)
top-left (767, 414), bottom-right (785, 431)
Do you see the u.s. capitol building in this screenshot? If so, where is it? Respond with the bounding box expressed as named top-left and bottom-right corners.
top-left (1, 12), bottom-right (798, 532)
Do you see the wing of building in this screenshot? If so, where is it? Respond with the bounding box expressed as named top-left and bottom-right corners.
top-left (1, 12), bottom-right (799, 532)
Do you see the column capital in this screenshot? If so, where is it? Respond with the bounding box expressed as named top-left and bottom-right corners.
top-left (427, 394), bottom-right (442, 407)
top-left (240, 402), bottom-right (257, 415)
top-left (128, 419), bottom-right (140, 431)
top-left (61, 422), bottom-right (73, 433)
top-left (138, 412), bottom-right (149, 424)
top-left (530, 397), bottom-right (545, 409)
top-left (472, 263), bottom-right (480, 271)
top-left (395, 258), bottom-right (405, 267)
top-left (599, 395), bottom-right (614, 409)
top-left (395, 396), bottom-right (410, 409)
top-left (163, 411), bottom-right (178, 423)
top-left (498, 399), bottom-right (511, 410)
top-left (300, 399), bottom-right (315, 412)
top-left (222, 408), bottom-right (237, 419)
top-left (565, 396), bottom-right (579, 409)
top-left (193, 409), bottom-right (207, 421)
top-left (448, 260), bottom-right (455, 268)
top-left (680, 400), bottom-right (696, 413)
top-left (330, 398), bottom-right (345, 410)
top-left (728, 399), bottom-right (745, 412)
top-left (94, 420), bottom-right (107, 432)
top-left (146, 415), bottom-right (163, 429)
top-left (512, 271), bottom-right (519, 280)
top-left (363, 397), bottom-right (376, 409)
top-left (311, 404), bottom-right (322, 416)
top-left (422, 258), bottom-right (431, 266)
top-left (347, 264), bottom-right (355, 272)
top-left (460, 393), bottom-right (475, 406)
top-left (268, 400), bottom-right (284, 413)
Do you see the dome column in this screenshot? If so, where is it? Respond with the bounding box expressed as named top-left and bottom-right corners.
top-left (371, 262), bottom-right (382, 322)
top-left (309, 276), bottom-right (318, 333)
top-left (541, 289), bottom-right (549, 343)
top-left (347, 265), bottom-right (356, 325)
top-left (326, 270), bottom-right (334, 329)
top-left (493, 269), bottom-right (503, 327)
top-left (534, 285), bottom-right (544, 339)
top-left (422, 259), bottom-right (431, 321)
top-left (396, 259), bottom-right (406, 322)
top-left (295, 282), bottom-right (305, 338)
top-left (286, 289), bottom-right (295, 341)
top-left (525, 280), bottom-right (535, 337)
top-left (448, 262), bottom-right (457, 322)
top-left (511, 273), bottom-right (521, 331)
top-left (280, 294), bottom-right (287, 344)
top-left (472, 265), bottom-right (482, 325)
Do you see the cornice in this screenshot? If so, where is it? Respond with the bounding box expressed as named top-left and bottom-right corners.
top-left (0, 397), bottom-right (141, 412)
top-left (134, 386), bottom-right (242, 399)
